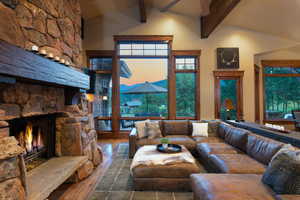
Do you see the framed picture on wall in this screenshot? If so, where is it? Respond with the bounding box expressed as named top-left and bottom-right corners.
top-left (217, 48), bottom-right (239, 69)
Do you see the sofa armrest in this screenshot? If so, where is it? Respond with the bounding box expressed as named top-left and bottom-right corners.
top-left (129, 128), bottom-right (138, 158)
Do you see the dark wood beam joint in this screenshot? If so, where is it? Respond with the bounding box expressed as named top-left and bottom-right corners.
top-left (139, 0), bottom-right (147, 23)
top-left (201, 0), bottom-right (240, 38)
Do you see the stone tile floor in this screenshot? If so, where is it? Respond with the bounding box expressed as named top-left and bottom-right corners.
top-left (91, 191), bottom-right (193, 200)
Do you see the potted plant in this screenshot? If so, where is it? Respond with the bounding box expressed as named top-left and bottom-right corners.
top-left (160, 138), bottom-right (169, 149)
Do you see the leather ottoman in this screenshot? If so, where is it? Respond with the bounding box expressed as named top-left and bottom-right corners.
top-left (131, 145), bottom-right (202, 191)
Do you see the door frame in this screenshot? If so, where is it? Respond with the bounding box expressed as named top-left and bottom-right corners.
top-left (254, 65), bottom-right (260, 123)
top-left (214, 71), bottom-right (244, 120)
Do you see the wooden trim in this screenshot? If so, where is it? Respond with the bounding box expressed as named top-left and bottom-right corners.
top-left (172, 50), bottom-right (201, 56)
top-left (213, 70), bottom-right (244, 77)
top-left (112, 44), bottom-right (120, 133)
top-left (262, 60), bottom-right (300, 67)
top-left (139, 0), bottom-right (147, 23)
top-left (168, 41), bottom-right (176, 119)
top-left (86, 50), bottom-right (115, 58)
top-left (200, 0), bottom-right (241, 38)
top-left (214, 70), bottom-right (244, 120)
top-left (172, 50), bottom-right (201, 120)
top-left (196, 54), bottom-right (201, 120)
top-left (114, 35), bottom-right (173, 41)
top-left (254, 64), bottom-right (260, 123)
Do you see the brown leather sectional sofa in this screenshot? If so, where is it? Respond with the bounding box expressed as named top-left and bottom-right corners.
top-left (129, 120), bottom-right (223, 158)
top-left (129, 120), bottom-right (299, 199)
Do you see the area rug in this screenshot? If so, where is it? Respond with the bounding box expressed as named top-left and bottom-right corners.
top-left (90, 143), bottom-right (198, 200)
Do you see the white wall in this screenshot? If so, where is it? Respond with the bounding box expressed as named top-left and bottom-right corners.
top-left (83, 8), bottom-right (298, 122)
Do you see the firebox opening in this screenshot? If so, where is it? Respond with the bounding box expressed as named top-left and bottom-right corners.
top-left (8, 114), bottom-right (56, 171)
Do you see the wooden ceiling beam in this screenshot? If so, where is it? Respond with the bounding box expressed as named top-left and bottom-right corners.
top-left (139, 0), bottom-right (147, 23)
top-left (200, 0), bottom-right (240, 38)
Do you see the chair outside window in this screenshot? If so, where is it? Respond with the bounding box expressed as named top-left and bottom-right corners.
top-left (292, 110), bottom-right (300, 131)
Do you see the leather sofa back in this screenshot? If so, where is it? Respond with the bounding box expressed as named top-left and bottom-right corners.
top-left (218, 122), bottom-right (232, 139)
top-left (225, 127), bottom-right (249, 152)
top-left (162, 120), bottom-right (190, 136)
top-left (247, 134), bottom-right (284, 165)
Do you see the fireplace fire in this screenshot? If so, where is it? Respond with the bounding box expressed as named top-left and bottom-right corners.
top-left (8, 114), bottom-right (56, 171)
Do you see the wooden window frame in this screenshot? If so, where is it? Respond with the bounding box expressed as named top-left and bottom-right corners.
top-left (173, 50), bottom-right (201, 120)
top-left (262, 60), bottom-right (300, 124)
top-left (254, 64), bottom-right (260, 123)
top-left (114, 35), bottom-right (174, 124)
top-left (87, 36), bottom-right (201, 137)
top-left (214, 71), bottom-right (244, 120)
top-left (86, 50), bottom-right (115, 136)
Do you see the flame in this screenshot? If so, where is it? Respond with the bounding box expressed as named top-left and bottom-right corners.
top-left (25, 123), bottom-right (33, 152)
top-left (37, 128), bottom-right (44, 149)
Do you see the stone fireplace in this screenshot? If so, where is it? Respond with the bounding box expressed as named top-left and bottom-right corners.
top-left (8, 114), bottom-right (57, 171)
top-left (0, 0), bottom-right (102, 199)
top-left (0, 75), bottom-right (103, 199)
top-left (0, 42), bottom-right (102, 199)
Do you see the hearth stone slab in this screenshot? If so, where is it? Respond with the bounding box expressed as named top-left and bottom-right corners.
top-left (27, 156), bottom-right (88, 200)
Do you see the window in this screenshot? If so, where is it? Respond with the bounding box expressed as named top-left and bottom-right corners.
top-left (118, 41), bottom-right (169, 57)
top-left (263, 61), bottom-right (300, 121)
top-left (87, 51), bottom-right (115, 133)
top-left (174, 54), bottom-right (200, 119)
top-left (176, 73), bottom-right (196, 117)
top-left (120, 58), bottom-right (168, 118)
top-left (89, 36), bottom-right (201, 136)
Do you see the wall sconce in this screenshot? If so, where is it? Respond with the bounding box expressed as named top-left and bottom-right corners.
top-left (85, 93), bottom-right (95, 102)
top-left (102, 96), bottom-right (108, 101)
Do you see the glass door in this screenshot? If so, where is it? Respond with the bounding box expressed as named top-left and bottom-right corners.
top-left (214, 71), bottom-right (244, 121)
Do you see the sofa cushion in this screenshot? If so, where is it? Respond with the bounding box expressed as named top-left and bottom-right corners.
top-left (208, 154), bottom-right (266, 174)
top-left (137, 138), bottom-right (161, 147)
top-left (197, 143), bottom-right (242, 160)
top-left (247, 134), bottom-right (284, 165)
top-left (192, 136), bottom-right (224, 143)
top-left (217, 122), bottom-right (232, 139)
top-left (165, 135), bottom-right (196, 151)
top-left (135, 119), bottom-right (150, 139)
top-left (145, 121), bottom-right (162, 139)
top-left (262, 149), bottom-right (300, 194)
top-left (162, 120), bottom-right (190, 136)
top-left (191, 174), bottom-right (276, 200)
top-left (224, 127), bottom-right (249, 152)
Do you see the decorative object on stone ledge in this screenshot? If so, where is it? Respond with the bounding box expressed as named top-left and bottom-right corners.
top-left (0, 0), bottom-right (19, 9)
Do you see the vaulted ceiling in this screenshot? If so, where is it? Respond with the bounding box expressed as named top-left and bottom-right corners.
top-left (79, 0), bottom-right (300, 42)
top-left (223, 0), bottom-right (300, 42)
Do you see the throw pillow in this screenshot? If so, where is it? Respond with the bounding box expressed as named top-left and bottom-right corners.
top-left (146, 121), bottom-right (162, 139)
top-left (135, 119), bottom-right (150, 139)
top-left (262, 148), bottom-right (300, 194)
top-left (192, 123), bottom-right (208, 137)
top-left (201, 120), bottom-right (221, 137)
